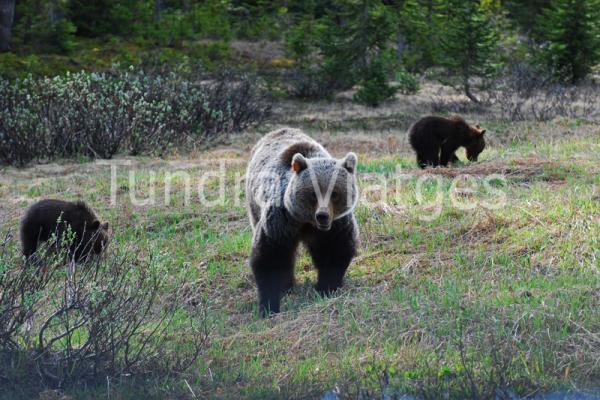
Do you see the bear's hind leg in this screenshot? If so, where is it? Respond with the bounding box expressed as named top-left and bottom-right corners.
top-left (417, 145), bottom-right (440, 168)
top-left (250, 231), bottom-right (297, 316)
top-left (306, 218), bottom-right (357, 296)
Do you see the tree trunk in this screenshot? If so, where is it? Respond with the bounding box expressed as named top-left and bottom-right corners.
top-left (0, 0), bottom-right (15, 52)
top-left (464, 78), bottom-right (480, 103)
top-left (154, 0), bottom-right (162, 23)
top-left (396, 31), bottom-right (406, 60)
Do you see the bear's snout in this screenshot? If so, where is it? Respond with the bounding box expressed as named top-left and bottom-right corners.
top-left (315, 210), bottom-right (331, 231)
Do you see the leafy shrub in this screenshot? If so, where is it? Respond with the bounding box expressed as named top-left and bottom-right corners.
top-left (0, 69), bottom-right (271, 167)
top-left (0, 233), bottom-right (208, 390)
top-left (395, 67), bottom-right (420, 95)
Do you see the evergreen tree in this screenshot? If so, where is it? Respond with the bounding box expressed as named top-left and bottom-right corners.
top-left (504, 0), bottom-right (551, 33)
top-left (535, 0), bottom-right (600, 83)
top-left (317, 0), bottom-right (396, 105)
top-left (397, 0), bottom-right (440, 69)
top-left (438, 0), bottom-right (500, 103)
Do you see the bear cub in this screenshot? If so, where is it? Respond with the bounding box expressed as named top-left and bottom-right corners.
top-left (21, 199), bottom-right (109, 261)
top-left (245, 128), bottom-right (359, 316)
top-left (409, 115), bottom-right (486, 168)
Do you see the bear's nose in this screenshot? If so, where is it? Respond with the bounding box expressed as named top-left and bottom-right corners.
top-left (315, 211), bottom-right (330, 225)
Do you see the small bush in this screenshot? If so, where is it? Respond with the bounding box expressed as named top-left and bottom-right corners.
top-left (0, 68), bottom-right (271, 167)
top-left (395, 67), bottom-right (420, 95)
top-left (0, 233), bottom-right (208, 390)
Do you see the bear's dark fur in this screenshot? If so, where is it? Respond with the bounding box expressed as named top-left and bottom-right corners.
top-left (20, 199), bottom-right (109, 261)
top-left (409, 115), bottom-right (486, 168)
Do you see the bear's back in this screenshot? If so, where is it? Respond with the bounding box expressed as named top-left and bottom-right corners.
top-left (249, 128), bottom-right (329, 171)
top-left (21, 199), bottom-right (97, 239)
top-left (20, 199), bottom-right (99, 257)
top-left (409, 116), bottom-right (458, 146)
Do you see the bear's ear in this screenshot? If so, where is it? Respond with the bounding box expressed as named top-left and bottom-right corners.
top-left (91, 220), bottom-right (101, 230)
top-left (291, 153), bottom-right (308, 173)
top-left (341, 152), bottom-right (358, 173)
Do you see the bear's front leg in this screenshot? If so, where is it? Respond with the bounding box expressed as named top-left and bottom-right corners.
top-left (250, 229), bottom-right (297, 316)
top-left (440, 145), bottom-right (458, 166)
top-left (306, 216), bottom-right (358, 296)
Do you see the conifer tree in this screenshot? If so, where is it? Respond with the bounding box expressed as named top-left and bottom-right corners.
top-left (536, 0), bottom-right (600, 83)
top-left (317, 0), bottom-right (396, 105)
top-left (438, 0), bottom-right (499, 103)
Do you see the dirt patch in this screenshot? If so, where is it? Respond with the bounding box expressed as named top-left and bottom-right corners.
top-left (413, 156), bottom-right (569, 183)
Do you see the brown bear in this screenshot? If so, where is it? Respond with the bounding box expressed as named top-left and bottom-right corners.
top-left (408, 115), bottom-right (486, 168)
top-left (245, 128), bottom-right (359, 316)
top-left (20, 199), bottom-right (109, 261)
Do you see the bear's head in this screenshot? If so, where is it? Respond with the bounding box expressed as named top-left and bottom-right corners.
top-left (463, 123), bottom-right (486, 162)
top-left (86, 220), bottom-right (110, 255)
top-left (284, 152), bottom-right (358, 231)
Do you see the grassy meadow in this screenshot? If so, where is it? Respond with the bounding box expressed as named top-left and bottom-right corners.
top-left (1, 85), bottom-right (599, 399)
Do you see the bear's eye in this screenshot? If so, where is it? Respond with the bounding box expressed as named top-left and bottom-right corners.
top-left (309, 192), bottom-right (317, 203)
top-left (331, 191), bottom-right (339, 201)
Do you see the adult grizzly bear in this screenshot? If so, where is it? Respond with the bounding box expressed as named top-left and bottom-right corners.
top-left (245, 128), bottom-right (359, 316)
top-left (20, 199), bottom-right (109, 261)
top-left (409, 115), bottom-right (486, 168)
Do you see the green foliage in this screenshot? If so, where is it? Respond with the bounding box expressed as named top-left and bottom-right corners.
top-left (31, 18), bottom-right (77, 53)
top-left (283, 0), bottom-right (398, 103)
top-left (191, 0), bottom-right (233, 40)
top-left (535, 0), bottom-right (600, 83)
top-left (149, 10), bottom-right (194, 47)
top-left (395, 66), bottom-right (420, 94)
top-left (285, 17), bottom-right (319, 68)
top-left (230, 0), bottom-right (289, 40)
top-left (397, 0), bottom-right (440, 70)
top-left (4, 0), bottom-right (600, 99)
top-left (13, 0), bottom-right (77, 53)
top-left (504, 0), bottom-right (552, 32)
top-left (318, 0), bottom-right (395, 92)
top-left (0, 69), bottom-right (271, 166)
top-left (438, 0), bottom-right (501, 102)
top-left (353, 56), bottom-right (397, 107)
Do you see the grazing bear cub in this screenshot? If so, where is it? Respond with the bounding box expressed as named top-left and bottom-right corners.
top-left (21, 199), bottom-right (109, 261)
top-left (245, 128), bottom-right (359, 316)
top-left (409, 115), bottom-right (486, 168)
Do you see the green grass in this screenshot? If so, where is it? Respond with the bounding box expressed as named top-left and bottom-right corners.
top-left (1, 119), bottom-right (599, 399)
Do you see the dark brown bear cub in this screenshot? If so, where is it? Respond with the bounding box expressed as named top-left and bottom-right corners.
top-left (21, 199), bottom-right (109, 261)
top-left (409, 115), bottom-right (486, 168)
